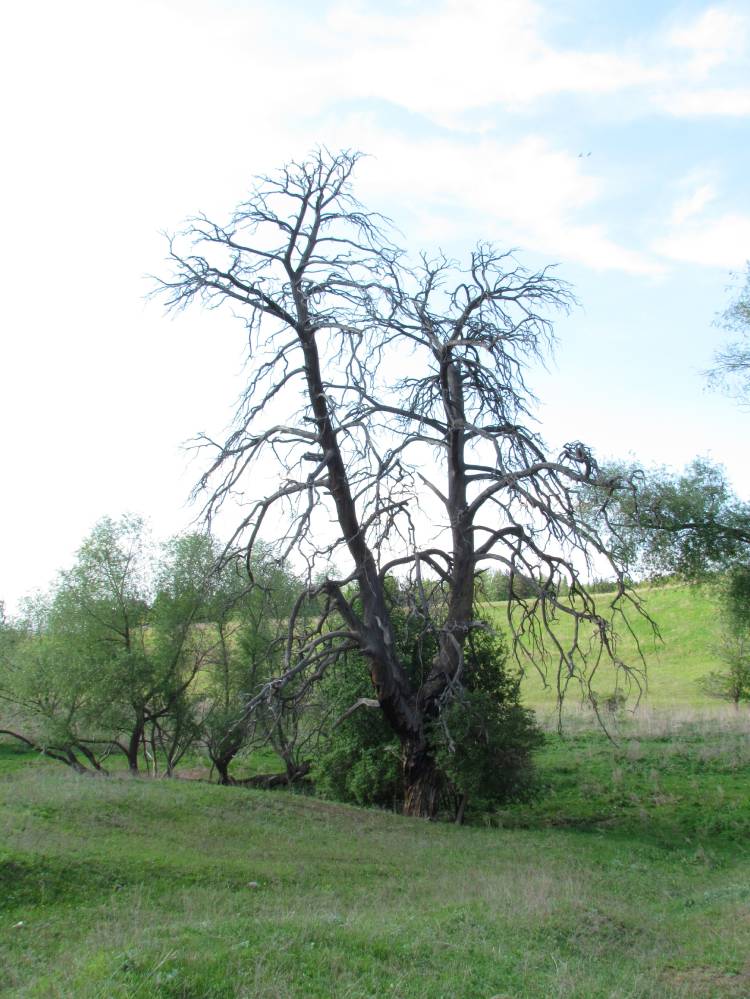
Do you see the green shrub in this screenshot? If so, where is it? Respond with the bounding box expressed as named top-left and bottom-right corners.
top-left (313, 602), bottom-right (543, 818)
top-left (431, 627), bottom-right (544, 816)
top-left (313, 703), bottom-right (402, 809)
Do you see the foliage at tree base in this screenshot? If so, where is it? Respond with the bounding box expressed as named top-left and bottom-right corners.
top-left (313, 622), bottom-right (543, 819)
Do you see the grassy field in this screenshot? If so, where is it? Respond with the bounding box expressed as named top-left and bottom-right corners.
top-left (2, 582), bottom-right (749, 997)
top-left (3, 709), bottom-right (750, 999)
top-left (489, 583), bottom-right (726, 713)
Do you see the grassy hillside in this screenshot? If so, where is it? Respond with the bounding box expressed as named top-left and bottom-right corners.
top-left (3, 581), bottom-right (749, 997)
top-left (3, 720), bottom-right (750, 999)
top-left (488, 583), bottom-right (726, 713)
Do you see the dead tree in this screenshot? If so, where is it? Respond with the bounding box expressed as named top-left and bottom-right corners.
top-left (157, 149), bottom-right (646, 818)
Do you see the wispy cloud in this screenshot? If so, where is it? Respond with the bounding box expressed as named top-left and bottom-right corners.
top-left (655, 172), bottom-right (750, 268)
top-left (668, 6), bottom-right (747, 75)
top-left (299, 1), bottom-right (750, 122)
top-left (670, 182), bottom-right (717, 225)
top-left (319, 126), bottom-right (662, 275)
top-left (317, 0), bottom-right (664, 120)
top-left (655, 5), bottom-right (750, 117)
top-left (654, 212), bottom-right (750, 268)
top-left (658, 86), bottom-right (750, 116)
top-left (1, 0), bottom-right (744, 278)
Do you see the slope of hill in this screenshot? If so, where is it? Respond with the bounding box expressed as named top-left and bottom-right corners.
top-left (2, 582), bottom-right (750, 997)
top-left (2, 735), bottom-right (750, 999)
top-left (489, 583), bottom-right (726, 712)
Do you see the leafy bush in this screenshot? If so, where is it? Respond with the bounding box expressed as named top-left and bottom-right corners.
top-left (313, 602), bottom-right (543, 818)
top-left (431, 628), bottom-right (544, 816)
top-left (313, 695), bottom-right (403, 809)
top-left (697, 628), bottom-right (750, 706)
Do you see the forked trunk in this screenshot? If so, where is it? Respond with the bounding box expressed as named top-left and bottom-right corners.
top-left (402, 741), bottom-right (441, 819)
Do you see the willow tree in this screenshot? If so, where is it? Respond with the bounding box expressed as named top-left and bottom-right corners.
top-left (158, 150), bottom-right (644, 817)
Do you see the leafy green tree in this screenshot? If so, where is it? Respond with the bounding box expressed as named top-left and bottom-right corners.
top-left (698, 630), bottom-right (750, 707)
top-left (479, 570), bottom-right (539, 602)
top-left (590, 458), bottom-right (750, 709)
top-left (0, 592), bottom-right (112, 772)
top-left (593, 458), bottom-right (750, 629)
top-left (1, 517), bottom-right (221, 774)
top-left (143, 531), bottom-right (224, 775)
top-left (60, 516), bottom-right (216, 773)
top-left (199, 550), bottom-right (302, 784)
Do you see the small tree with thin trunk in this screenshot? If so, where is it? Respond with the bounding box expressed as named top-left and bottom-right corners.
top-left (0, 518), bottom-right (222, 775)
top-left (199, 547), bottom-right (305, 786)
top-left (699, 629), bottom-right (750, 708)
top-left (157, 149), bottom-right (646, 818)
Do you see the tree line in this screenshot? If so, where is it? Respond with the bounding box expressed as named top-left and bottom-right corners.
top-left (0, 518), bottom-right (299, 781)
top-left (0, 515), bottom-right (543, 821)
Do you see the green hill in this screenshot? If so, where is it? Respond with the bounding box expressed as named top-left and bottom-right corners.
top-left (3, 734), bottom-right (750, 999)
top-left (3, 582), bottom-right (750, 997)
top-left (489, 582), bottom-right (726, 712)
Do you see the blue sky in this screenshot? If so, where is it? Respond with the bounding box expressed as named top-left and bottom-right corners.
top-left (1, 0), bottom-right (749, 607)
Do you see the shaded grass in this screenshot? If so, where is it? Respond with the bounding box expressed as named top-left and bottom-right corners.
top-left (2, 721), bottom-right (750, 998)
top-left (497, 716), bottom-right (750, 851)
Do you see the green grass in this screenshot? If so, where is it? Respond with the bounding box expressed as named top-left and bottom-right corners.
top-left (2, 582), bottom-right (748, 997)
top-left (488, 583), bottom-right (727, 712)
top-left (499, 712), bottom-right (750, 849)
top-left (3, 719), bottom-right (750, 999)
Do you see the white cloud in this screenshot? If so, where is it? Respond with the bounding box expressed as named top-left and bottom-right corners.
top-left (670, 182), bottom-right (717, 225)
top-left (668, 7), bottom-right (747, 75)
top-left (319, 0), bottom-right (663, 119)
top-left (658, 87), bottom-right (750, 116)
top-left (313, 124), bottom-right (662, 275)
top-left (312, 1), bottom-right (750, 124)
top-left (0, 0), bottom-right (733, 288)
top-left (654, 212), bottom-right (750, 268)
top-left (654, 170), bottom-right (750, 269)
top-left (657, 6), bottom-right (750, 116)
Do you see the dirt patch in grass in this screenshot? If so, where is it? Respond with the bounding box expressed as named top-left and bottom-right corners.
top-left (664, 963), bottom-right (750, 997)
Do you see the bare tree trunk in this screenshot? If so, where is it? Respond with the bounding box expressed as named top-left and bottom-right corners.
top-left (126, 722), bottom-right (143, 774)
top-left (214, 757), bottom-right (233, 785)
top-left (148, 723), bottom-right (158, 776)
top-left (402, 740), bottom-right (441, 818)
top-left (298, 324), bottom-right (421, 756)
top-left (455, 793), bottom-right (468, 825)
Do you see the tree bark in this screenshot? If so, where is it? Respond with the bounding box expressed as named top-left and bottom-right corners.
top-left (298, 325), bottom-right (419, 743)
top-left (214, 757), bottom-right (234, 785)
top-left (125, 722), bottom-right (143, 774)
top-left (455, 793), bottom-right (468, 825)
top-left (402, 741), bottom-right (441, 818)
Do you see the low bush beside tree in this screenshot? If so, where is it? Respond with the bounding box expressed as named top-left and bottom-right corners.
top-left (313, 583), bottom-right (543, 821)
